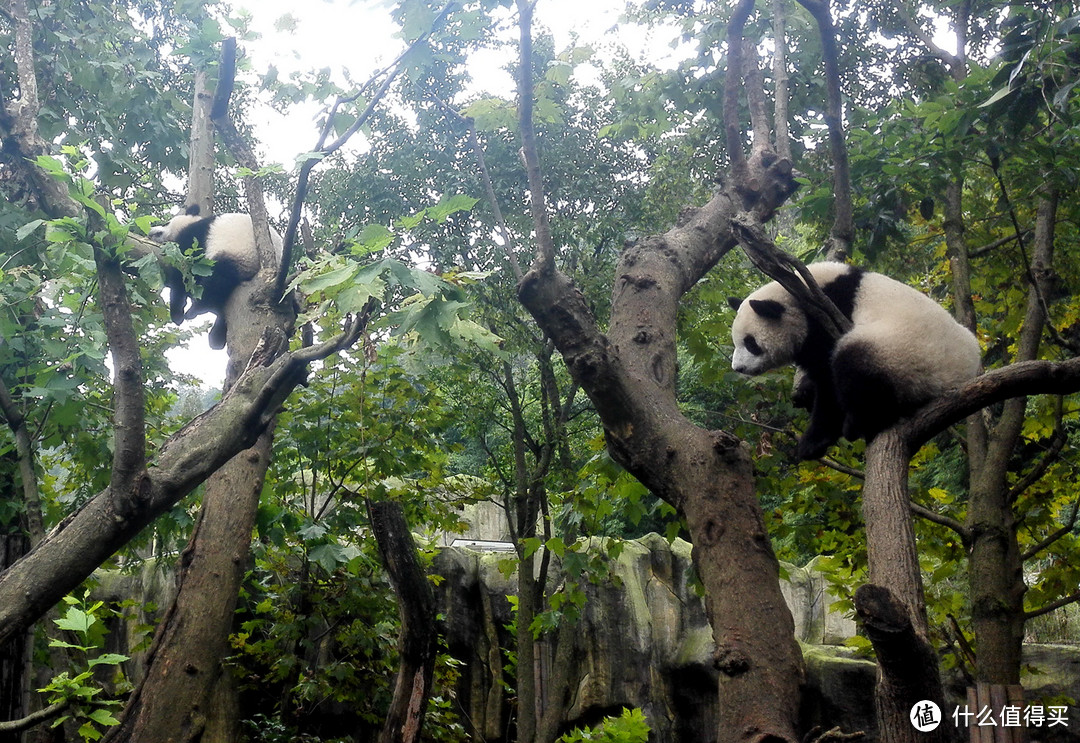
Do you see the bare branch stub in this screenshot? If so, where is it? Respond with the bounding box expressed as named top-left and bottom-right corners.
top-left (730, 213), bottom-right (851, 339)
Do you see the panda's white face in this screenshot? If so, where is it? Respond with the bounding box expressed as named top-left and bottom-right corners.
top-left (729, 289), bottom-right (807, 376)
top-left (148, 213), bottom-right (201, 244)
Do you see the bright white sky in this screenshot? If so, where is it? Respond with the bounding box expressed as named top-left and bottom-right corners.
top-left (165, 0), bottom-right (687, 386)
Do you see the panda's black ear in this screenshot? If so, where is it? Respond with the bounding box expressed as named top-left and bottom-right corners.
top-left (748, 298), bottom-right (785, 319)
top-left (185, 204), bottom-right (201, 216)
top-left (727, 296), bottom-right (743, 311)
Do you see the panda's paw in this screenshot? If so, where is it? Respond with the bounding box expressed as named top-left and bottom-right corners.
top-left (797, 434), bottom-right (832, 461)
top-left (208, 316), bottom-right (228, 350)
top-left (792, 375), bottom-right (815, 411)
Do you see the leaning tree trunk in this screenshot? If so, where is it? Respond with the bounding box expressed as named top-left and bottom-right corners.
top-left (102, 424), bottom-right (276, 743)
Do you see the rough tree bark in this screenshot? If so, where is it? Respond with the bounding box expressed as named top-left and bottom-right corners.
top-left (856, 187), bottom-right (1074, 738)
top-left (859, 433), bottom-right (946, 743)
top-left (514, 1), bottom-right (804, 740)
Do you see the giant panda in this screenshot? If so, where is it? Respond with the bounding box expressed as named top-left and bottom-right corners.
top-left (728, 261), bottom-right (981, 460)
top-left (148, 205), bottom-right (282, 349)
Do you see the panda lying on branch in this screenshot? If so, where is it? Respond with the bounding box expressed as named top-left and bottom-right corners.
top-left (728, 262), bottom-right (981, 460)
top-left (149, 205), bottom-right (282, 349)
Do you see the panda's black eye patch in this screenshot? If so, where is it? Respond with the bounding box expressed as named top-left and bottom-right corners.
top-left (743, 335), bottom-right (763, 356)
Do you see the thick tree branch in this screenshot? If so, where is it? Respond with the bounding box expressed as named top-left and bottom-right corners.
top-left (854, 584), bottom-right (947, 743)
top-left (903, 358), bottom-right (1080, 450)
top-left (516, 6), bottom-right (804, 741)
top-left (771, 0), bottom-right (792, 162)
top-left (723, 0), bottom-right (755, 176)
top-left (210, 38), bottom-right (277, 283)
top-left (187, 70), bottom-right (215, 212)
top-left (742, 40), bottom-right (772, 156)
top-left (0, 334), bottom-right (355, 648)
top-left (517, 0), bottom-right (557, 273)
top-left (0, 0), bottom-right (79, 218)
top-left (370, 500), bottom-right (437, 743)
top-left (793, 0), bottom-right (852, 260)
top-left (0, 700), bottom-right (67, 734)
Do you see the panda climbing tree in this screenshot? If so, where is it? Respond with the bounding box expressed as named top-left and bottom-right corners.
top-left (148, 204), bottom-right (284, 349)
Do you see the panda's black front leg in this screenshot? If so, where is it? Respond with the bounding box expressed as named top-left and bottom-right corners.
top-left (796, 371), bottom-right (845, 460)
top-left (163, 266), bottom-right (188, 326)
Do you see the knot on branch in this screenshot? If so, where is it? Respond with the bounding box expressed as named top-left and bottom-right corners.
top-left (733, 152), bottom-right (800, 222)
top-left (714, 640), bottom-right (751, 677)
top-left (854, 583), bottom-right (910, 635)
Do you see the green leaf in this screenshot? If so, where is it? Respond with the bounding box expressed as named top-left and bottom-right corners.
top-left (545, 537), bottom-right (566, 559)
top-left (461, 97), bottom-right (516, 131)
top-left (426, 194), bottom-right (479, 224)
top-left (87, 708), bottom-right (121, 727)
top-left (337, 277), bottom-right (385, 314)
top-left (300, 264), bottom-right (359, 294)
top-left (395, 210), bottom-right (427, 231)
top-left (522, 537), bottom-right (543, 559)
top-left (54, 606), bottom-right (94, 634)
top-left (34, 155), bottom-right (68, 178)
top-left (78, 720), bottom-right (104, 740)
top-left (979, 85), bottom-right (1014, 108)
top-left (133, 215), bottom-right (157, 235)
top-left (308, 543), bottom-right (347, 573)
top-left (87, 653), bottom-right (129, 668)
top-left (356, 223), bottom-right (396, 253)
top-left (16, 219), bottom-right (45, 241)
top-left (450, 317), bottom-right (504, 356)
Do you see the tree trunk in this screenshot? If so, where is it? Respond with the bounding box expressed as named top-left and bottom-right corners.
top-left (516, 160), bottom-right (805, 743)
top-left (854, 585), bottom-right (944, 743)
top-left (859, 432), bottom-right (945, 742)
top-left (370, 500), bottom-right (438, 743)
top-left (513, 2), bottom-right (806, 738)
top-left (102, 423), bottom-right (274, 743)
top-left (516, 547), bottom-right (539, 743)
top-left (969, 187), bottom-right (1057, 684)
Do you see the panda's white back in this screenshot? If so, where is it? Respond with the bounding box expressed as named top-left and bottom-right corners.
top-left (844, 271), bottom-right (981, 400)
top-left (204, 214), bottom-right (283, 279)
